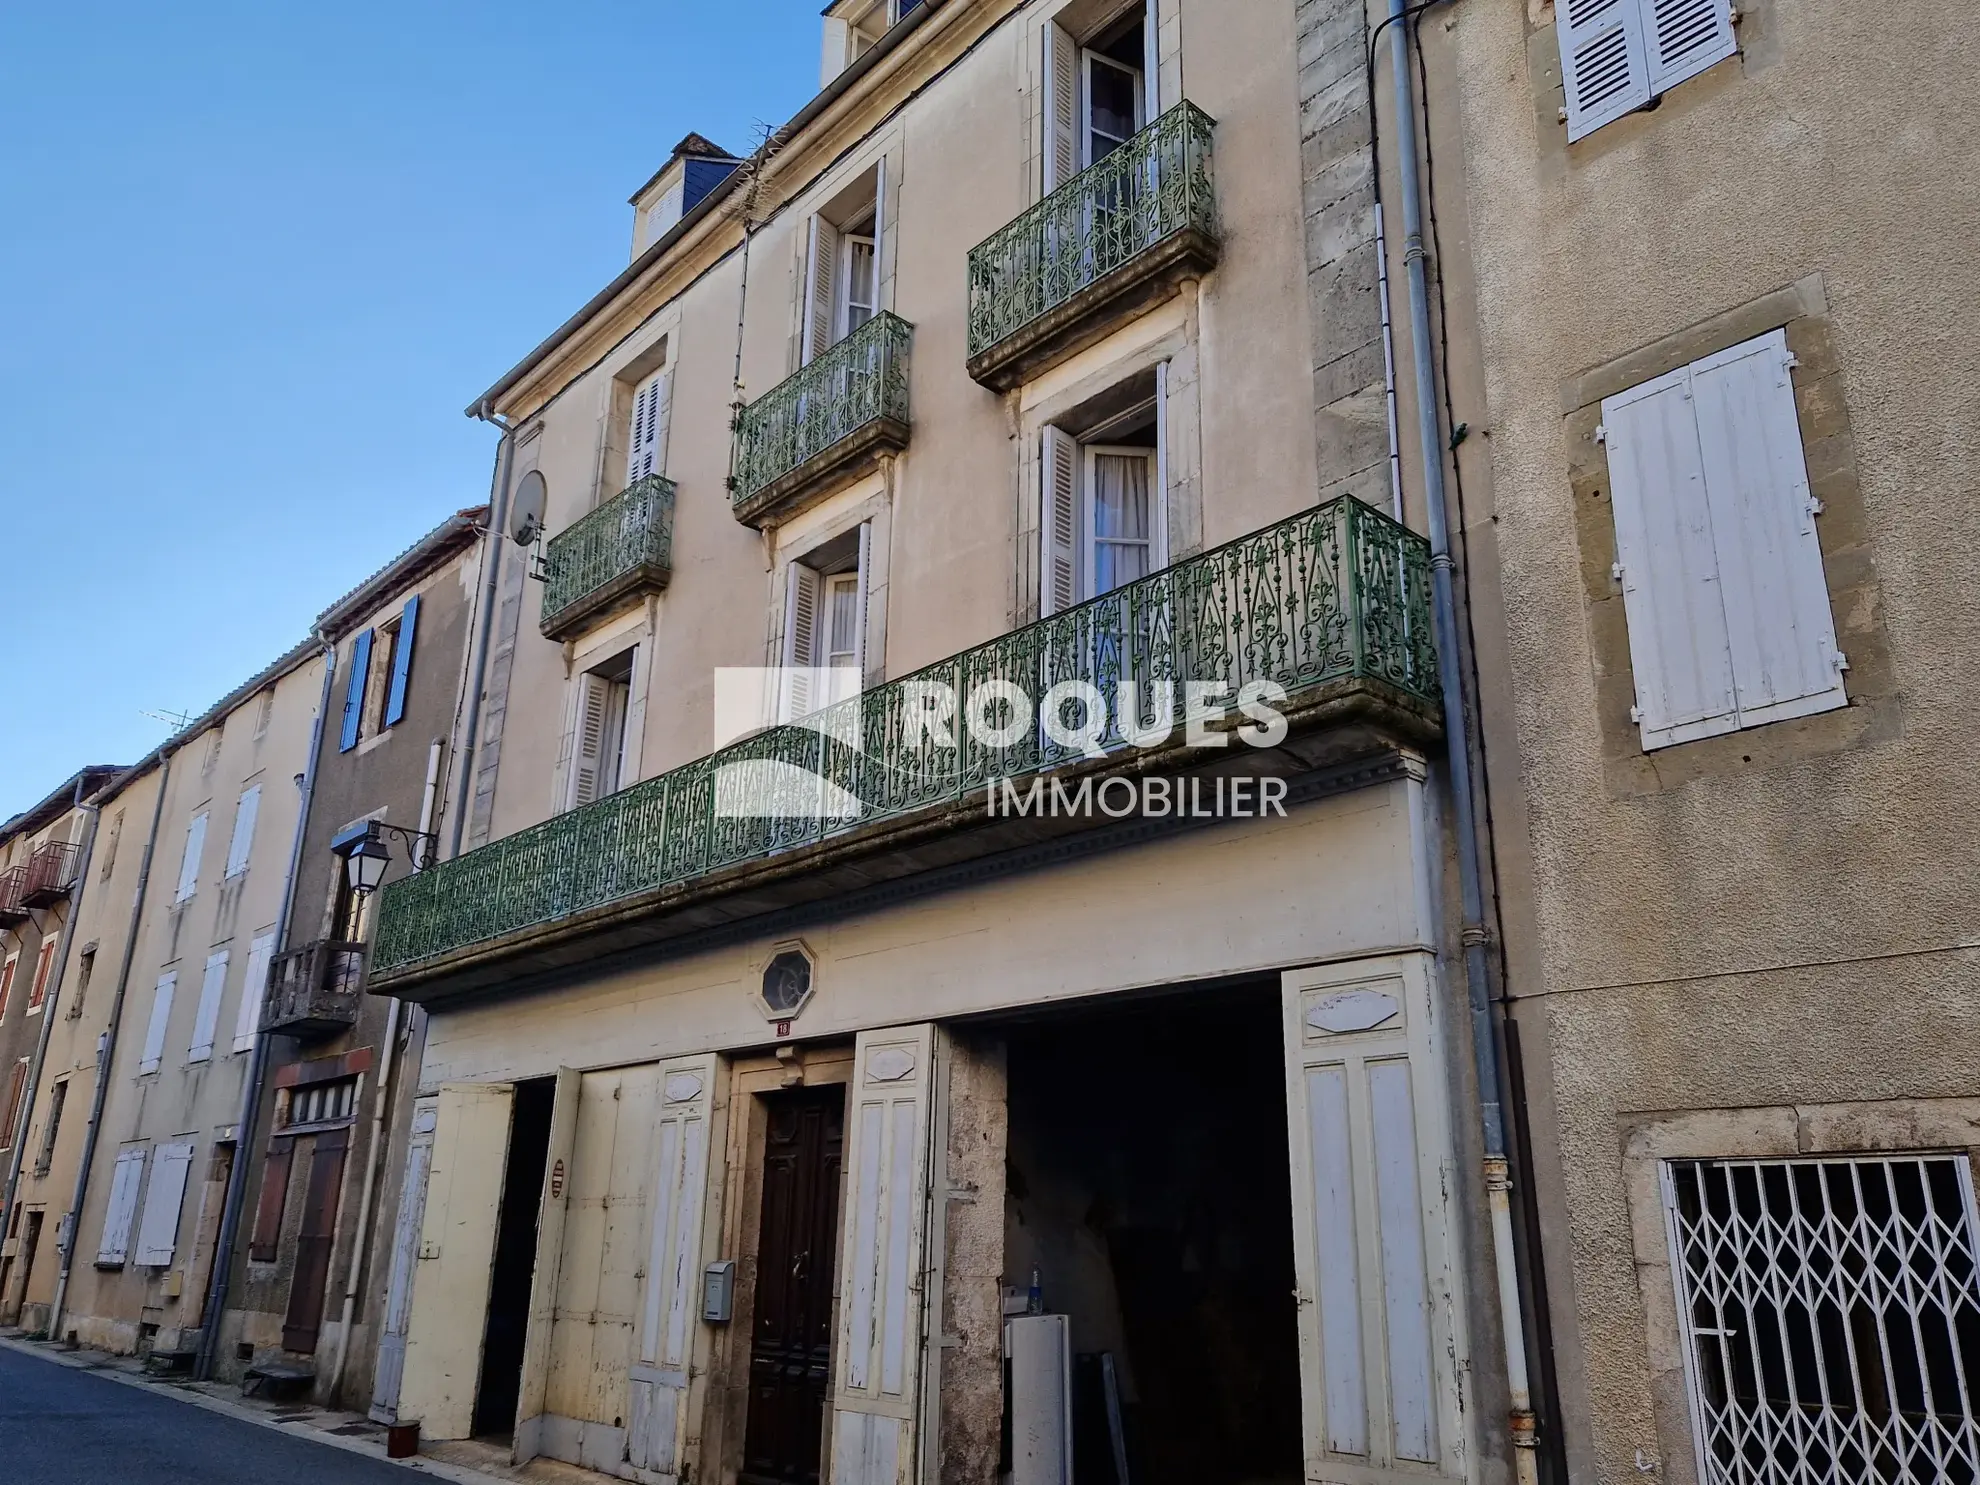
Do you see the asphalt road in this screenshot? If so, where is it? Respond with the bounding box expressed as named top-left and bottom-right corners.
top-left (0, 1345), bottom-right (415, 1484)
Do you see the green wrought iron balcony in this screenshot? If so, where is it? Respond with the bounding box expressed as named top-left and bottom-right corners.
top-left (731, 311), bottom-right (912, 529)
top-left (538, 474), bottom-right (677, 641)
top-left (373, 496), bottom-right (1439, 1001)
top-left (967, 101), bottom-right (1218, 392)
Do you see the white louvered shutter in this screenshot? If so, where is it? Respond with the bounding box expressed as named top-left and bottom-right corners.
top-left (629, 371), bottom-right (668, 484)
top-left (870, 157), bottom-right (888, 313)
top-left (569, 673), bottom-right (613, 808)
top-left (140, 972), bottom-right (177, 1074)
top-left (782, 562), bottom-right (822, 721)
top-left (1557, 0), bottom-right (1651, 142)
top-left (187, 949), bottom-right (228, 1063)
top-left (175, 812), bottom-right (207, 902)
top-left (224, 785), bottom-right (259, 878)
top-left (1688, 329), bottom-right (1844, 727)
top-left (134, 1142), bottom-right (195, 1266)
top-left (1602, 366), bottom-right (1740, 749)
top-left (1043, 22), bottom-right (1080, 190)
top-left (234, 931), bottom-right (275, 1053)
top-left (1142, 1), bottom-right (1161, 114)
top-left (628, 1054), bottom-right (721, 1475)
top-left (97, 1147), bottom-right (148, 1264)
top-left (1645, 0), bottom-right (1735, 93)
top-left (1040, 427), bottom-right (1082, 616)
top-left (804, 216), bottom-right (840, 364)
top-left (830, 1026), bottom-right (938, 1485)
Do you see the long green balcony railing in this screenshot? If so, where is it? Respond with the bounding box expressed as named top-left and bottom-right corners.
top-left (731, 311), bottom-right (912, 522)
top-left (966, 101), bottom-right (1217, 380)
top-left (374, 495), bottom-right (1436, 976)
top-left (538, 474), bottom-right (677, 640)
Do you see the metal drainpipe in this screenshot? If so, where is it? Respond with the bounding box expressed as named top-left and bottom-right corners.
top-left (194, 639), bottom-right (337, 1381)
top-left (0, 776), bottom-right (102, 1253)
top-left (448, 405), bottom-right (516, 861)
top-left (1383, 3), bottom-right (1539, 1479)
top-left (48, 750), bottom-right (174, 1341)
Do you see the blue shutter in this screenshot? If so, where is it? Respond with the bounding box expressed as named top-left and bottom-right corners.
top-left (384, 595), bottom-right (420, 727)
top-left (341, 629), bottom-right (372, 752)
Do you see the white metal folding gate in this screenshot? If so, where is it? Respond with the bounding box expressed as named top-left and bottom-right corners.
top-left (1664, 1155), bottom-right (1980, 1485)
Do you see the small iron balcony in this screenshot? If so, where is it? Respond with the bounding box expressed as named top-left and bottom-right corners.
top-left (262, 940), bottom-right (367, 1038)
top-left (0, 867), bottom-right (27, 928)
top-left (967, 101), bottom-right (1219, 391)
top-left (539, 474), bottom-right (677, 641)
top-left (21, 841), bottom-right (81, 908)
top-left (731, 311), bottom-right (912, 529)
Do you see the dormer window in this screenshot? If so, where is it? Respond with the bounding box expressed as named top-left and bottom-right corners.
top-left (628, 134), bottom-right (742, 261)
top-left (822, 0), bottom-right (925, 85)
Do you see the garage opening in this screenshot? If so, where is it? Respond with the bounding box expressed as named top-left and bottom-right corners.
top-left (1002, 981), bottom-right (1303, 1485)
top-left (472, 1076), bottom-right (555, 1440)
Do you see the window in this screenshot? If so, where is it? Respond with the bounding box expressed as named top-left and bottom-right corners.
top-left (801, 163), bottom-right (886, 364)
top-left (68, 943), bottom-right (95, 1020)
top-left (627, 368), bottom-right (673, 487)
top-left (564, 651), bottom-right (635, 809)
top-left (340, 595), bottom-right (423, 750)
top-left (1558, 0), bottom-right (1736, 141)
top-left (224, 784), bottom-right (260, 879)
top-left (281, 1076), bottom-right (359, 1130)
top-left (1044, 4), bottom-right (1157, 190)
top-left (174, 811), bottom-right (207, 903)
top-left (780, 525), bottom-right (870, 722)
top-left (1664, 1155), bottom-right (1980, 1484)
top-left (200, 726), bottom-right (223, 777)
top-left (34, 1077), bottom-right (66, 1175)
top-left (1040, 386), bottom-right (1167, 614)
top-left (362, 618), bottom-right (401, 736)
top-left (139, 971), bottom-right (177, 1074)
top-left (233, 930), bottom-right (277, 1054)
top-left (0, 1058), bottom-right (27, 1150)
top-left (187, 948), bottom-right (229, 1064)
top-left (99, 809), bottom-right (123, 881)
top-left (252, 686), bottom-right (275, 740)
top-left (0, 955), bottom-right (17, 1022)
top-left (1601, 329), bottom-right (1844, 751)
top-left (27, 935), bottom-right (58, 1014)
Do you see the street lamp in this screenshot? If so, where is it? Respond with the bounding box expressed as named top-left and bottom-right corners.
top-left (332, 821), bottom-right (437, 900)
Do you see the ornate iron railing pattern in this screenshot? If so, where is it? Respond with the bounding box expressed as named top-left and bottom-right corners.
top-left (967, 101), bottom-right (1216, 362)
top-left (375, 496), bottom-right (1435, 973)
top-left (539, 474), bottom-right (677, 635)
top-left (732, 312), bottom-right (912, 507)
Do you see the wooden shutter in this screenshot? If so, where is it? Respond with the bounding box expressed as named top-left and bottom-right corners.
top-left (135, 1141), bottom-right (196, 1266)
top-left (0, 956), bottom-right (16, 1020)
top-left (371, 1099), bottom-right (437, 1420)
top-left (97, 1147), bottom-right (148, 1265)
top-left (803, 216), bottom-right (840, 364)
top-left (1040, 427), bottom-right (1081, 616)
top-left (385, 594), bottom-right (420, 727)
top-left (187, 949), bottom-right (229, 1063)
top-left (234, 930), bottom-right (276, 1053)
top-left (1645, 0), bottom-right (1735, 93)
top-left (175, 812), bottom-right (207, 902)
top-left (1, 1059), bottom-right (27, 1146)
top-left (782, 562), bottom-right (823, 721)
top-left (1282, 958), bottom-right (1467, 1482)
top-left (282, 1127), bottom-right (351, 1353)
top-left (1602, 365), bottom-right (1741, 748)
top-left (249, 1137), bottom-right (295, 1263)
top-left (341, 629), bottom-right (373, 752)
top-left (1043, 22), bottom-right (1080, 190)
top-left (629, 371), bottom-right (668, 484)
top-left (513, 1068), bottom-right (580, 1465)
top-left (225, 785), bottom-right (260, 878)
top-left (1688, 329), bottom-right (1845, 727)
top-left (1557, 0), bottom-right (1651, 142)
top-left (627, 1054), bottom-right (722, 1475)
top-left (569, 673), bottom-right (613, 808)
top-left (28, 936), bottom-right (58, 1011)
top-left (830, 1025), bottom-right (938, 1485)
top-left (139, 971), bottom-right (177, 1074)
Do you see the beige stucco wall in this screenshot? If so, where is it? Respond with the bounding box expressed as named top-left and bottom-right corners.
top-left (1443, 0), bottom-right (1980, 1479)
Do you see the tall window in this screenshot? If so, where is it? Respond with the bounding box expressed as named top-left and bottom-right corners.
top-left (1040, 385), bottom-right (1166, 615)
top-left (27, 935), bottom-right (58, 1014)
top-left (1044, 4), bottom-right (1156, 190)
top-left (801, 163), bottom-right (886, 364)
top-left (566, 651), bottom-right (635, 809)
top-left (780, 525), bottom-right (870, 722)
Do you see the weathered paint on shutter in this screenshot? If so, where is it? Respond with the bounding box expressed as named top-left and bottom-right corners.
top-left (371, 1098), bottom-right (437, 1422)
top-left (187, 949), bottom-right (228, 1063)
top-left (1282, 956), bottom-right (1468, 1483)
top-left (830, 1025), bottom-right (938, 1485)
top-left (627, 1053), bottom-right (722, 1476)
top-left (234, 930), bottom-right (276, 1054)
top-left (1645, 0), bottom-right (1735, 93)
top-left (1557, 0), bottom-right (1651, 141)
top-left (385, 594), bottom-right (420, 727)
top-left (134, 1141), bottom-right (196, 1266)
top-left (27, 935), bottom-right (58, 1012)
top-left (1043, 22), bottom-right (1080, 191)
top-left (1, 1059), bottom-right (27, 1146)
top-left (1040, 427), bottom-right (1081, 616)
top-left (1602, 365), bottom-right (1741, 749)
top-left (249, 1137), bottom-right (294, 1263)
top-left (341, 629), bottom-right (373, 752)
top-left (629, 372), bottom-right (668, 484)
top-left (97, 1146), bottom-right (148, 1265)
top-left (513, 1067), bottom-right (580, 1466)
top-left (224, 785), bottom-right (259, 878)
top-left (804, 217), bottom-right (840, 364)
top-left (569, 674), bottom-right (613, 809)
top-left (175, 812), bottom-right (207, 902)
top-left (1688, 328), bottom-right (1846, 728)
top-left (139, 971), bottom-right (177, 1074)
top-left (782, 562), bottom-right (823, 721)
top-left (399, 1082), bottom-right (516, 1441)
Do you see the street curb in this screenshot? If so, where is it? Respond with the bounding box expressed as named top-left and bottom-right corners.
top-left (0, 1334), bottom-right (510, 1485)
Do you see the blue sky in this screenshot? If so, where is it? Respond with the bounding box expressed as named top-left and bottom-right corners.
top-left (0, 1), bottom-right (823, 817)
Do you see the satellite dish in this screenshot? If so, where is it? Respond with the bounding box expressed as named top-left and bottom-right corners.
top-left (510, 470), bottom-right (547, 546)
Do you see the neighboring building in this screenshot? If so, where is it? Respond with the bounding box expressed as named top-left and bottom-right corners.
top-left (366, 5), bottom-right (1535, 1485)
top-left (1421, 0), bottom-right (1980, 1481)
top-left (0, 765), bottom-right (125, 1325)
top-left (218, 507), bottom-right (484, 1408)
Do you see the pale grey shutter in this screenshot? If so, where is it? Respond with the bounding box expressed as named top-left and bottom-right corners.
top-left (1689, 329), bottom-right (1845, 726)
top-left (629, 371), bottom-right (668, 483)
top-left (1043, 22), bottom-right (1080, 190)
top-left (175, 812), bottom-right (207, 902)
top-left (1040, 427), bottom-right (1081, 616)
top-left (187, 949), bottom-right (228, 1063)
top-left (782, 562), bottom-right (822, 721)
top-left (1142, 0), bottom-right (1161, 114)
top-left (1558, 0), bottom-right (1651, 141)
top-left (139, 971), bottom-right (177, 1074)
top-left (569, 673), bottom-right (612, 808)
top-left (234, 930), bottom-right (275, 1052)
top-left (803, 217), bottom-right (840, 363)
top-left (134, 1141), bottom-right (196, 1266)
top-left (1646, 0), bottom-right (1735, 93)
top-left (97, 1147), bottom-right (148, 1264)
top-left (224, 785), bottom-right (259, 878)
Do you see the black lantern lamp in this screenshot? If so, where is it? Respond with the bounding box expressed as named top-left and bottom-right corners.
top-left (332, 820), bottom-right (437, 900)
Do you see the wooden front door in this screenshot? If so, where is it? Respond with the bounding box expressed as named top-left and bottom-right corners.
top-left (741, 1086), bottom-right (845, 1485)
top-left (283, 1127), bottom-right (350, 1354)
